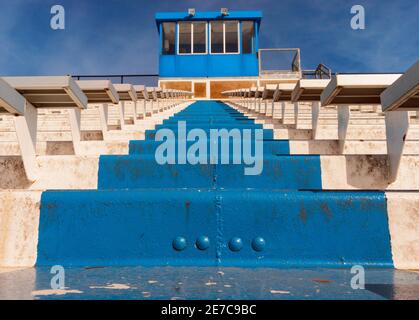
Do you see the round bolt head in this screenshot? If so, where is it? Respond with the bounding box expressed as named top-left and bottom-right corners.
top-left (172, 236), bottom-right (187, 251)
top-left (196, 236), bottom-right (210, 251)
top-left (228, 237), bottom-right (243, 252)
top-left (251, 237), bottom-right (266, 252)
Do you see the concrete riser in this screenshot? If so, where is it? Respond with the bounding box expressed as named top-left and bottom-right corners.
top-left (36, 190), bottom-right (393, 268)
top-left (98, 155), bottom-right (322, 189)
top-left (128, 140), bottom-right (290, 155)
top-left (145, 129), bottom-right (274, 140)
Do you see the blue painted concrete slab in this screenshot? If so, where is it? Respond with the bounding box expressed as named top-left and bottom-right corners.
top-left (154, 124), bottom-right (264, 130)
top-left (128, 140), bottom-right (290, 156)
top-left (160, 117), bottom-right (261, 122)
top-left (98, 155), bottom-right (321, 189)
top-left (98, 156), bottom-right (215, 189)
top-left (144, 129), bottom-right (274, 140)
top-left (168, 113), bottom-right (248, 117)
top-left (215, 155), bottom-right (322, 189)
top-left (36, 100), bottom-right (395, 271)
top-left (38, 190), bottom-right (217, 267)
top-left (37, 190), bottom-right (392, 268)
top-left (218, 190), bottom-right (392, 268)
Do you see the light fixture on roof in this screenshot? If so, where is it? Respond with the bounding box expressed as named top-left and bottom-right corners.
top-left (188, 8), bottom-right (196, 17)
top-left (221, 8), bottom-right (229, 16)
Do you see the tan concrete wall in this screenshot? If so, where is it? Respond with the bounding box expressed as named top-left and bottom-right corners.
top-left (210, 80), bottom-right (258, 99)
top-left (321, 155), bottom-right (419, 190)
top-left (194, 82), bottom-right (207, 98)
top-left (160, 81), bottom-right (192, 92)
top-left (0, 191), bottom-right (41, 267)
top-left (386, 192), bottom-right (419, 270)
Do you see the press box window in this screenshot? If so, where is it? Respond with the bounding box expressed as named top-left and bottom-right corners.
top-left (225, 21), bottom-right (239, 53)
top-left (162, 22), bottom-right (175, 55)
top-left (178, 22), bottom-right (192, 54)
top-left (178, 21), bottom-right (207, 54)
top-left (210, 21), bottom-right (223, 53)
top-left (193, 22), bottom-right (206, 53)
top-left (241, 21), bottom-right (254, 54)
top-left (210, 21), bottom-right (239, 54)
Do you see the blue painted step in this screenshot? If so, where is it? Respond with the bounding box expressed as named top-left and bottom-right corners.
top-left (169, 110), bottom-right (245, 114)
top-left (128, 140), bottom-right (290, 156)
top-left (144, 129), bottom-right (274, 140)
top-left (162, 119), bottom-right (256, 124)
top-left (98, 155), bottom-right (322, 189)
top-left (167, 115), bottom-right (250, 119)
top-left (37, 190), bottom-right (393, 268)
top-left (154, 124), bottom-right (264, 130)
top-left (35, 100), bottom-right (394, 269)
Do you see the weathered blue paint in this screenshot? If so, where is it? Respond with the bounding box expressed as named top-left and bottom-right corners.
top-left (128, 140), bottom-right (290, 156)
top-left (38, 190), bottom-right (218, 267)
top-left (98, 155), bottom-right (321, 189)
top-left (144, 129), bottom-right (274, 140)
top-left (219, 190), bottom-right (392, 268)
top-left (4, 267), bottom-right (419, 300)
top-left (163, 119), bottom-right (257, 124)
top-left (214, 155), bottom-right (322, 189)
top-left (98, 156), bottom-right (216, 189)
top-left (37, 100), bottom-right (394, 268)
top-left (154, 123), bottom-right (264, 130)
top-left (37, 190), bottom-right (392, 268)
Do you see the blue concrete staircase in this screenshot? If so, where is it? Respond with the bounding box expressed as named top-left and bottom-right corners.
top-left (37, 101), bottom-right (393, 268)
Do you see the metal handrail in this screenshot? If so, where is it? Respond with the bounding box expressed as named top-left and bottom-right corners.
top-left (315, 64), bottom-right (331, 79)
top-left (302, 64), bottom-right (332, 79)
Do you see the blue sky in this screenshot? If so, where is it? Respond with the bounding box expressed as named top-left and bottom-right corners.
top-left (0, 0), bottom-right (418, 79)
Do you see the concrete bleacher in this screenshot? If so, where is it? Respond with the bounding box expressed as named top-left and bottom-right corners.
top-left (1, 63), bottom-right (419, 273)
top-left (222, 63), bottom-right (419, 270)
top-left (0, 78), bottom-right (192, 190)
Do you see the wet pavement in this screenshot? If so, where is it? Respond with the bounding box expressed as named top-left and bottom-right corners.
top-left (1, 267), bottom-right (419, 300)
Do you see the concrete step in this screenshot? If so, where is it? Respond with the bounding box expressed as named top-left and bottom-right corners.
top-left (154, 123), bottom-right (265, 130)
top-left (145, 128), bottom-right (274, 140)
top-left (97, 154), bottom-right (321, 189)
top-left (129, 139), bottom-right (290, 156)
top-left (35, 189), bottom-right (392, 267)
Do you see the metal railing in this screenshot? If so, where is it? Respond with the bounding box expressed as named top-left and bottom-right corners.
top-left (302, 64), bottom-right (332, 79)
top-left (72, 74), bottom-right (159, 86)
top-left (258, 48), bottom-right (301, 78)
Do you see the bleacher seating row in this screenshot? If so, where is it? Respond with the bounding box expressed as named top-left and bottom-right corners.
top-left (0, 76), bottom-right (192, 182)
top-left (222, 61), bottom-right (419, 184)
